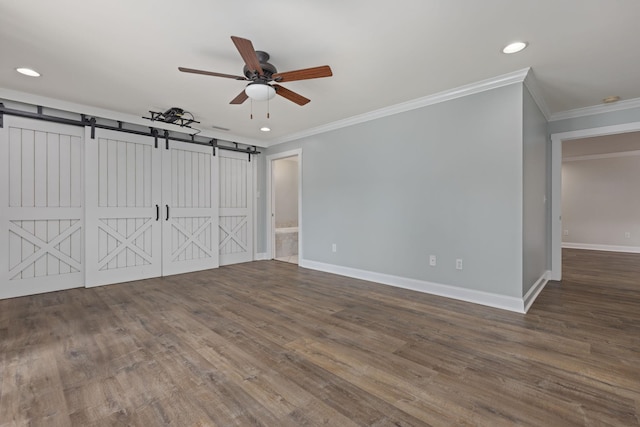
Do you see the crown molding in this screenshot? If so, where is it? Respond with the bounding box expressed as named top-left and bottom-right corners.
top-left (563, 149), bottom-right (640, 162)
top-left (0, 87), bottom-right (266, 147)
top-left (523, 68), bottom-right (551, 120)
top-left (267, 68), bottom-right (531, 147)
top-left (550, 97), bottom-right (640, 122)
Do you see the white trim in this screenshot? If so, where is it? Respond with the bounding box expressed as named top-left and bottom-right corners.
top-left (267, 68), bottom-right (531, 146)
top-left (265, 149), bottom-right (303, 262)
top-left (523, 271), bottom-right (550, 313)
top-left (563, 150), bottom-right (640, 162)
top-left (523, 70), bottom-right (551, 120)
top-left (562, 243), bottom-right (640, 254)
top-left (550, 97), bottom-right (640, 122)
top-left (0, 87), bottom-right (265, 147)
top-left (254, 252), bottom-right (268, 261)
top-left (299, 259), bottom-right (527, 313)
top-left (552, 122), bottom-right (640, 142)
top-left (550, 136), bottom-right (563, 281)
top-left (252, 155), bottom-right (258, 262)
top-left (550, 120), bottom-right (640, 281)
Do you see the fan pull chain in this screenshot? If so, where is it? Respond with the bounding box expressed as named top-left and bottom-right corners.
top-left (267, 96), bottom-right (270, 119)
top-left (250, 98), bottom-right (253, 120)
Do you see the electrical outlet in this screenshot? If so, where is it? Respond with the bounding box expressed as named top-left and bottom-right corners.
top-left (563, 230), bottom-right (569, 236)
top-left (456, 259), bottom-right (463, 270)
top-left (429, 255), bottom-right (436, 266)
top-left (625, 232), bottom-right (631, 239)
top-left (332, 243), bottom-right (337, 253)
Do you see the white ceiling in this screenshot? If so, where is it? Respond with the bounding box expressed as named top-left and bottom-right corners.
top-left (1, 1), bottom-right (639, 146)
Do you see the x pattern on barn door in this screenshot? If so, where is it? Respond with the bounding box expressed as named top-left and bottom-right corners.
top-left (85, 129), bottom-right (162, 286)
top-left (219, 150), bottom-right (253, 265)
top-left (85, 129), bottom-right (219, 286)
top-left (162, 140), bottom-right (219, 276)
top-left (1, 115), bottom-right (254, 298)
top-left (0, 117), bottom-right (84, 299)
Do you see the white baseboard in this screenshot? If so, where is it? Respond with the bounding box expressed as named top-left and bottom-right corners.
top-left (299, 259), bottom-right (528, 313)
top-left (254, 252), bottom-right (269, 261)
top-left (523, 271), bottom-right (550, 312)
top-left (562, 242), bottom-right (640, 254)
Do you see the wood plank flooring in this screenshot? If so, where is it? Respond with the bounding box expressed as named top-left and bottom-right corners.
top-left (1, 249), bottom-right (639, 426)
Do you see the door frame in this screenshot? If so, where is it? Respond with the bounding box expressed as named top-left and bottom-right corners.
top-left (550, 120), bottom-right (640, 281)
top-left (266, 149), bottom-right (302, 261)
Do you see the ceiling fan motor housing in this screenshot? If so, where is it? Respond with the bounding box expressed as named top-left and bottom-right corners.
top-left (243, 51), bottom-right (277, 79)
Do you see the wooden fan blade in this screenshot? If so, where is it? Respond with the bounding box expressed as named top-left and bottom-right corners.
top-left (230, 90), bottom-right (249, 104)
top-left (272, 65), bottom-right (333, 82)
top-left (231, 36), bottom-right (263, 76)
top-left (274, 84), bottom-right (310, 106)
top-left (178, 67), bottom-right (247, 80)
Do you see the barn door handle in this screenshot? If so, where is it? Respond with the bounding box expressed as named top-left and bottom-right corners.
top-left (155, 204), bottom-right (160, 221)
top-left (165, 205), bottom-right (170, 221)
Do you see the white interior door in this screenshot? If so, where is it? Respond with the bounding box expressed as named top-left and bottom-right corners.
top-left (219, 150), bottom-right (254, 265)
top-left (85, 128), bottom-right (162, 287)
top-left (0, 117), bottom-right (84, 299)
top-left (161, 140), bottom-right (218, 276)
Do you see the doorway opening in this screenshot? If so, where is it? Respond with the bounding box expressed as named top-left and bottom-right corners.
top-left (551, 121), bottom-right (640, 281)
top-left (266, 149), bottom-right (302, 264)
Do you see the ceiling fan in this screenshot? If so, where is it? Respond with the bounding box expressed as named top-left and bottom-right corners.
top-left (179, 36), bottom-right (333, 106)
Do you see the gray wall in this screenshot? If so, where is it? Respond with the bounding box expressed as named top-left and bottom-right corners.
top-left (273, 158), bottom-right (298, 228)
top-left (562, 154), bottom-right (640, 247)
top-left (266, 83), bottom-right (525, 297)
top-left (522, 87), bottom-right (549, 294)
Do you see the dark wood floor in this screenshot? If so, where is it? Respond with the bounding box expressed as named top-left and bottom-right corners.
top-left (1, 249), bottom-right (639, 426)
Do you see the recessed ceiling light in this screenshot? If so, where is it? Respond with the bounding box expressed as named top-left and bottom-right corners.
top-left (260, 127), bottom-right (271, 132)
top-left (602, 96), bottom-right (620, 104)
top-left (502, 42), bottom-right (528, 54)
top-left (16, 67), bottom-right (41, 77)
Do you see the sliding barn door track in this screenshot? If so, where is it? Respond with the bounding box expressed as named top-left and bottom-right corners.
top-left (0, 103), bottom-right (259, 160)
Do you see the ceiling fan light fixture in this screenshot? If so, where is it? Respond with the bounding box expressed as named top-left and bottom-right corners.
top-left (260, 126), bottom-right (271, 132)
top-left (245, 83), bottom-right (276, 101)
top-left (502, 41), bottom-right (528, 54)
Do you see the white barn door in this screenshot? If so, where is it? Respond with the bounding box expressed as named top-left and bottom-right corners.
top-left (85, 128), bottom-right (162, 287)
top-left (0, 117), bottom-right (84, 299)
top-left (219, 150), bottom-right (254, 265)
top-left (161, 141), bottom-right (218, 276)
